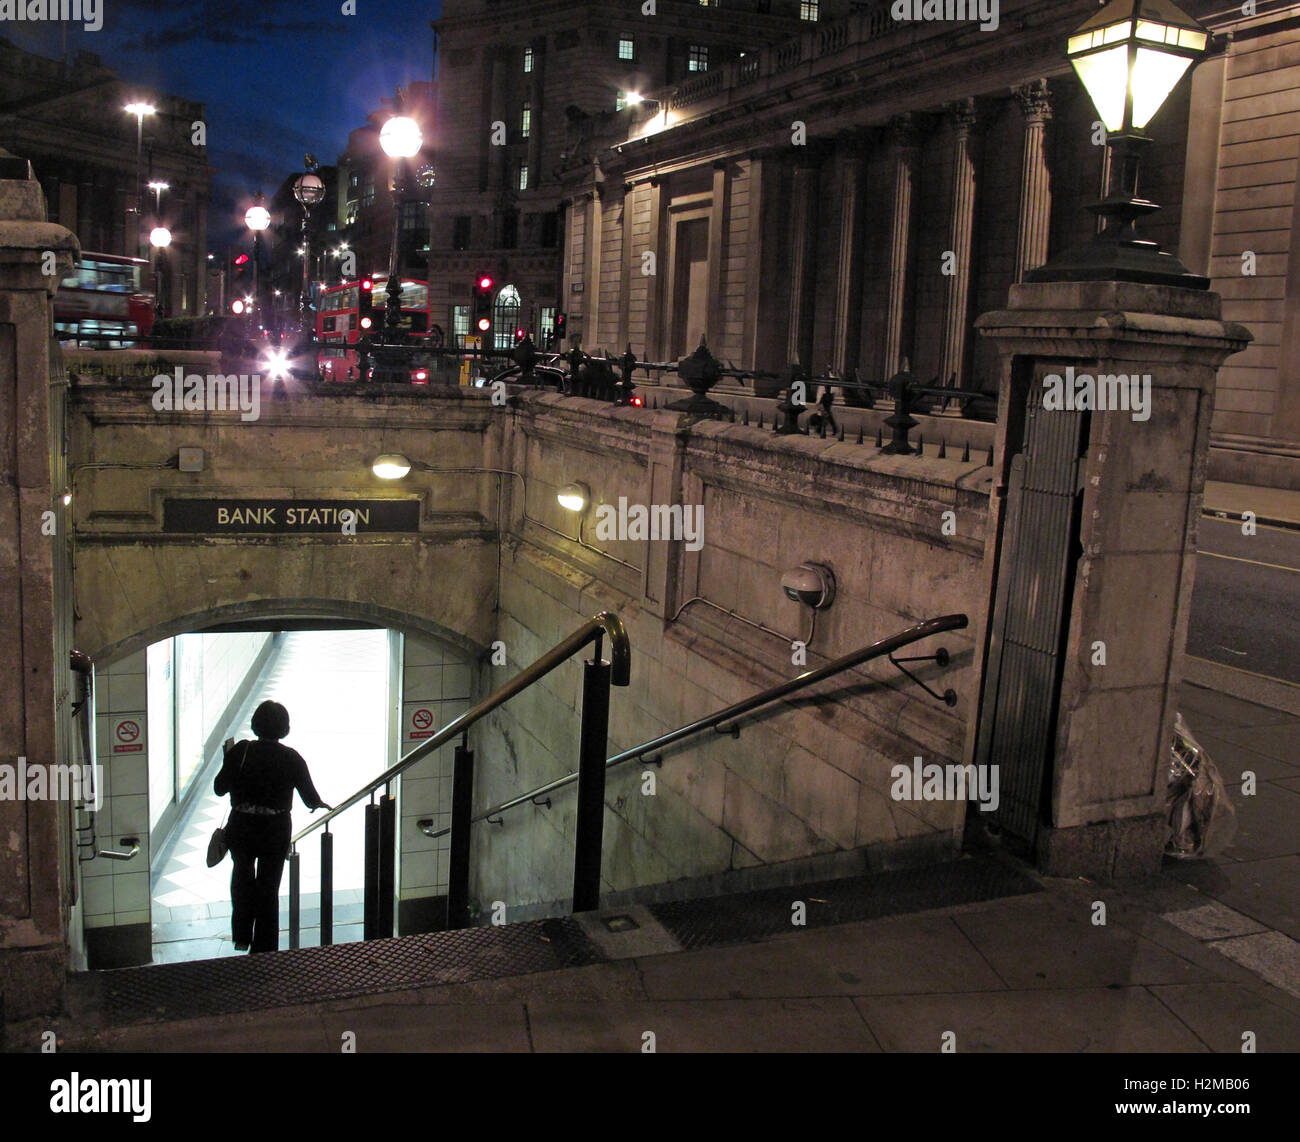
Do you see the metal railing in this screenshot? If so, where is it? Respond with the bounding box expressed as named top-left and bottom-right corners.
top-left (284, 611), bottom-right (630, 947)
top-left (422, 613), bottom-right (969, 901)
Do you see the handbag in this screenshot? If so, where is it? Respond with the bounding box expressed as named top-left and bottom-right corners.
top-left (207, 742), bottom-right (250, 867)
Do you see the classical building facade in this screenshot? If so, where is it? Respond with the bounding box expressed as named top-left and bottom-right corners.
top-left (427, 0), bottom-right (843, 349)
top-left (0, 38), bottom-right (212, 318)
top-left (544, 0), bottom-right (1300, 487)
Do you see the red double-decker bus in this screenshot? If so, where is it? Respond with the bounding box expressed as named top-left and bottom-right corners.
top-left (315, 276), bottom-right (440, 383)
top-left (54, 252), bottom-right (156, 347)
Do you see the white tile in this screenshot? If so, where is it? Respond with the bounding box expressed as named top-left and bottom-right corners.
top-left (115, 909), bottom-right (151, 926)
top-left (403, 637), bottom-right (445, 667)
top-left (82, 874), bottom-right (115, 917)
top-left (442, 666), bottom-right (472, 699)
top-left (403, 665), bottom-right (443, 701)
top-left (155, 887), bottom-right (207, 907)
top-left (110, 674), bottom-right (147, 711)
top-left (108, 753), bottom-right (147, 797)
top-left (114, 872), bottom-right (150, 913)
top-left (401, 849), bottom-right (437, 891)
top-left (112, 649), bottom-right (148, 675)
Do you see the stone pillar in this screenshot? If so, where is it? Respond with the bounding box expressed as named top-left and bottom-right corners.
top-left (974, 281), bottom-right (1251, 879)
top-left (786, 155), bottom-right (820, 369)
top-left (832, 140), bottom-right (867, 376)
top-left (883, 115), bottom-right (918, 379)
top-left (1013, 80), bottom-right (1053, 282)
top-left (939, 99), bottom-right (978, 388)
top-left (706, 161), bottom-right (729, 350)
top-left (0, 152), bottom-right (79, 1019)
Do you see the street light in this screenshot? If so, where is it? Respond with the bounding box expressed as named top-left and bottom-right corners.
top-left (293, 166), bottom-right (327, 335)
top-left (149, 226), bottom-right (171, 318)
top-left (378, 104), bottom-right (424, 340)
top-left (1027, 0), bottom-right (1209, 287)
top-left (244, 193), bottom-right (271, 322)
top-left (147, 179), bottom-right (169, 210)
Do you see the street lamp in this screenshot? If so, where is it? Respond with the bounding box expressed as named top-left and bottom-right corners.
top-left (244, 193), bottom-right (271, 322)
top-left (149, 226), bottom-right (171, 319)
top-left (1027, 0), bottom-right (1209, 287)
top-left (293, 165), bottom-right (327, 335)
top-left (378, 107), bottom-right (423, 340)
top-left (147, 179), bottom-right (169, 210)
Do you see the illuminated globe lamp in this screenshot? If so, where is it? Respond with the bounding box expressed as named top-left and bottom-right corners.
top-left (244, 203), bottom-right (271, 232)
top-left (1027, 0), bottom-right (1209, 288)
top-left (378, 112), bottom-right (425, 348)
top-left (149, 226), bottom-right (171, 248)
top-left (149, 226), bottom-right (172, 319)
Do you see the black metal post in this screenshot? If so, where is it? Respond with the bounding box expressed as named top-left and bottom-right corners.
top-left (378, 792), bottom-right (396, 937)
top-left (363, 800), bottom-right (379, 939)
top-left (320, 828), bottom-right (333, 946)
top-left (572, 639), bottom-right (612, 913)
top-left (288, 848), bottom-right (300, 949)
top-left (447, 738), bottom-right (475, 930)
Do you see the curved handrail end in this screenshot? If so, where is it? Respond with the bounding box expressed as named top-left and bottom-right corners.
top-left (595, 610), bottom-right (632, 686)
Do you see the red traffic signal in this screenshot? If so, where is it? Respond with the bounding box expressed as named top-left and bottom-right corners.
top-left (231, 299), bottom-right (246, 315)
top-left (515, 328), bottom-right (525, 340)
top-left (361, 278), bottom-right (373, 291)
top-left (476, 316), bottom-right (491, 333)
top-left (233, 253), bottom-right (249, 267)
top-left (477, 275), bottom-right (493, 291)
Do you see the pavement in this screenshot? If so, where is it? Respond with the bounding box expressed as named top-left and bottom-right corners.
top-left (1203, 479), bottom-right (1300, 530)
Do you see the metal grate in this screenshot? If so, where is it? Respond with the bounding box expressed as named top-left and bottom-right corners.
top-left (99, 917), bottom-right (598, 1025)
top-left (89, 856), bottom-right (1039, 1026)
top-left (648, 856), bottom-right (1040, 950)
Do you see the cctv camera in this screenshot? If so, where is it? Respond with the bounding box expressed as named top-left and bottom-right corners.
top-left (781, 563), bottom-right (835, 609)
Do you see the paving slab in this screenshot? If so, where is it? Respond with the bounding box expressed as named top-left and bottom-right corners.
top-left (1208, 931), bottom-right (1300, 1000)
top-left (1195, 731), bottom-right (1300, 783)
top-left (951, 894), bottom-right (1216, 990)
top-left (853, 987), bottom-right (1209, 1052)
top-left (1218, 782), bottom-right (1300, 863)
top-left (1148, 982), bottom-right (1300, 1053)
top-left (1208, 720), bottom-right (1300, 760)
top-left (95, 1011), bottom-right (331, 1053)
top-left (1171, 855), bottom-right (1300, 941)
top-left (527, 997), bottom-right (880, 1052)
top-left (315, 1001), bottom-right (532, 1052)
top-left (1162, 903), bottom-right (1269, 941)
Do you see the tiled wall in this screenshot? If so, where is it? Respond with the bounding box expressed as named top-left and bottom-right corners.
top-left (85, 650), bottom-right (151, 934)
top-left (397, 634), bottom-right (473, 923)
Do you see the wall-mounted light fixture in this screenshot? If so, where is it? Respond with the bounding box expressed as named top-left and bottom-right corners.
top-left (371, 453), bottom-right (414, 479)
top-left (557, 482), bottom-right (590, 512)
top-left (781, 563), bottom-right (836, 609)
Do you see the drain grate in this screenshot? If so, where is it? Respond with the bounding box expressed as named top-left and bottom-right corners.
top-left (100, 917), bottom-right (599, 1025)
top-left (647, 855), bottom-right (1040, 950)
top-left (93, 856), bottom-right (1039, 1026)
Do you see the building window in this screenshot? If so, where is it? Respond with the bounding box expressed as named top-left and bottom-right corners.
top-left (452, 216), bottom-right (471, 250)
top-left (800, 0), bottom-right (819, 19)
top-left (539, 306), bottom-right (557, 345)
top-left (452, 304), bottom-right (469, 347)
top-left (618, 36), bottom-right (635, 61)
top-left (688, 45), bottom-right (708, 72)
top-left (399, 201), bottom-right (424, 231)
top-left (518, 164), bottom-right (530, 192)
top-left (616, 91), bottom-right (628, 111)
top-left (520, 102), bottom-right (531, 139)
top-left (523, 47), bottom-right (534, 73)
top-left (493, 284), bottom-right (521, 350)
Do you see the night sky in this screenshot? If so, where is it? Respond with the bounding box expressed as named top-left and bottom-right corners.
top-left (6, 0), bottom-right (441, 245)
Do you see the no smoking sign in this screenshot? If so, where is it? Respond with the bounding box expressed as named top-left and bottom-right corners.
top-left (408, 706), bottom-right (435, 741)
top-left (111, 715), bottom-right (145, 754)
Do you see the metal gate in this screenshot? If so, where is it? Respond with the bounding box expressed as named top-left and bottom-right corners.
top-left (975, 364), bottom-right (1088, 844)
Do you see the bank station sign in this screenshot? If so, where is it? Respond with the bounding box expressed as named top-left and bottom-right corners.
top-left (163, 499), bottom-right (421, 534)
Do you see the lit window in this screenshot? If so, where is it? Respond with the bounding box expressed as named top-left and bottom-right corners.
top-left (616, 91), bottom-right (627, 111)
top-left (521, 102), bottom-right (531, 139)
top-left (800, 0), bottom-right (819, 19)
top-left (618, 37), bottom-right (635, 61)
top-left (523, 47), bottom-right (534, 73)
top-left (688, 44), bottom-right (709, 72)
top-left (518, 164), bottom-right (529, 191)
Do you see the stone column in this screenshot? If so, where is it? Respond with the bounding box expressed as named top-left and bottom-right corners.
top-left (1013, 80), bottom-right (1053, 282)
top-left (832, 140), bottom-right (867, 376)
top-left (0, 152), bottom-right (79, 1019)
top-left (973, 280), bottom-right (1252, 879)
top-left (882, 114), bottom-right (918, 379)
top-left (786, 154), bottom-right (820, 369)
top-left (939, 99), bottom-right (978, 388)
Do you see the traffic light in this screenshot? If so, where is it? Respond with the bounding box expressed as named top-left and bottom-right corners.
top-left (554, 311), bottom-right (566, 342)
top-left (358, 277), bottom-right (374, 331)
top-left (474, 275), bottom-right (494, 335)
top-left (231, 298), bottom-right (246, 315)
top-left (232, 252), bottom-right (250, 282)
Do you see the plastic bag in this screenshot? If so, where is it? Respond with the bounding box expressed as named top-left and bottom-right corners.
top-left (1165, 713), bottom-right (1237, 859)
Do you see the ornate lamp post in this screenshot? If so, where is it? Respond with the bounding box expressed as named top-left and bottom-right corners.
top-left (378, 107), bottom-right (423, 341)
top-left (1027, 0), bottom-right (1208, 287)
top-left (149, 226), bottom-right (172, 319)
top-left (293, 160), bottom-right (327, 336)
top-left (244, 193), bottom-right (271, 323)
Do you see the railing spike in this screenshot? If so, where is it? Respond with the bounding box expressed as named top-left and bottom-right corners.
top-left (856, 425), bottom-right (864, 445)
top-left (937, 437), bottom-right (946, 459)
top-left (875, 426), bottom-right (883, 448)
top-left (742, 408), bottom-right (750, 426)
top-left (986, 444), bottom-right (995, 467)
top-left (758, 412), bottom-right (764, 428)
top-left (916, 433), bottom-right (924, 456)
top-left (837, 423), bottom-right (845, 442)
top-left (961, 439), bottom-right (970, 463)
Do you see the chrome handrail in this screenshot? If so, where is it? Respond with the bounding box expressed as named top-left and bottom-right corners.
top-left (425, 612), bottom-right (969, 839)
top-left (289, 610), bottom-right (631, 846)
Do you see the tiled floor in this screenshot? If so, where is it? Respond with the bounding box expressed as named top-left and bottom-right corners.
top-left (150, 629), bottom-right (390, 963)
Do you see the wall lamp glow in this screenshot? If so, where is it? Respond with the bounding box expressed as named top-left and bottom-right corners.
top-left (372, 453), bottom-right (413, 479)
top-left (557, 482), bottom-right (589, 512)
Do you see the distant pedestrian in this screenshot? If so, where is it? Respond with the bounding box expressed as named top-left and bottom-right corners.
top-left (214, 700), bottom-right (330, 953)
top-left (806, 384), bottom-right (838, 437)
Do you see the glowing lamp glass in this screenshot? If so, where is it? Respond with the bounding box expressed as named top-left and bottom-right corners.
top-left (149, 227), bottom-right (172, 248)
top-left (372, 454), bottom-right (412, 480)
top-left (556, 482), bottom-right (589, 512)
top-left (245, 205), bottom-right (271, 231)
top-left (379, 116), bottom-right (423, 158)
